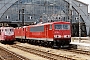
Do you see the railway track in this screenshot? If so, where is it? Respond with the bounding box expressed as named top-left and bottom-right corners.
top-left (63, 48), bottom-right (90, 55)
top-left (0, 46), bottom-right (29, 60)
top-left (11, 44), bottom-right (75, 60)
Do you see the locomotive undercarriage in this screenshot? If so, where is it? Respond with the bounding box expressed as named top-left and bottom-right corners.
top-left (53, 39), bottom-right (71, 48)
top-left (0, 40), bottom-right (15, 44)
top-left (18, 38), bottom-right (71, 48)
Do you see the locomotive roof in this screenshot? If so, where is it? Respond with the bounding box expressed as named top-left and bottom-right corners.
top-left (30, 21), bottom-right (70, 27)
top-left (30, 22), bottom-right (52, 27)
top-left (0, 27), bottom-right (13, 29)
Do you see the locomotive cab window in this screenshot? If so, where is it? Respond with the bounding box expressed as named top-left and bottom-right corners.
top-left (5, 29), bottom-right (8, 31)
top-left (10, 29), bottom-right (13, 32)
top-left (5, 29), bottom-right (7, 31)
top-left (55, 24), bottom-right (62, 30)
top-left (49, 24), bottom-right (52, 30)
top-left (63, 24), bottom-right (70, 30)
top-left (54, 24), bottom-right (70, 30)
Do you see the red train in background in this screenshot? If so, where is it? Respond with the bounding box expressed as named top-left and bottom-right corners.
top-left (0, 27), bottom-right (15, 43)
top-left (15, 21), bottom-right (71, 48)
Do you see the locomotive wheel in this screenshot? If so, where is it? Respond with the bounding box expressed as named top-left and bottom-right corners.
top-left (48, 42), bottom-right (53, 47)
top-left (52, 41), bottom-right (59, 49)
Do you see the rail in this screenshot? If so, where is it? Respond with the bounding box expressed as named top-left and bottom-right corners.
top-left (0, 46), bottom-right (29, 60)
top-left (11, 44), bottom-right (75, 60)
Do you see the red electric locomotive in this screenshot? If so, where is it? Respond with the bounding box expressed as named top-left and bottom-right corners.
top-left (15, 26), bottom-right (27, 42)
top-left (27, 21), bottom-right (71, 47)
top-left (0, 27), bottom-right (15, 43)
top-left (15, 21), bottom-right (71, 48)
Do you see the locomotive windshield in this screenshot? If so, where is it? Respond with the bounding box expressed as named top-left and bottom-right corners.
top-left (63, 24), bottom-right (70, 29)
top-left (55, 24), bottom-right (62, 29)
top-left (54, 24), bottom-right (70, 30)
top-left (5, 29), bottom-right (13, 32)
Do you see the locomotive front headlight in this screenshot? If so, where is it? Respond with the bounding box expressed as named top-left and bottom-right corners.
top-left (58, 35), bottom-right (61, 38)
top-left (64, 35), bottom-right (71, 38)
top-left (68, 35), bottom-right (71, 38)
top-left (64, 35), bottom-right (67, 38)
top-left (54, 35), bottom-right (57, 38)
top-left (54, 35), bottom-right (61, 38)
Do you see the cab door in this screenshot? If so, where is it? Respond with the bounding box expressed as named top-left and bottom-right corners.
top-left (48, 24), bottom-right (53, 39)
top-left (45, 24), bottom-right (53, 41)
top-left (45, 25), bottom-right (48, 41)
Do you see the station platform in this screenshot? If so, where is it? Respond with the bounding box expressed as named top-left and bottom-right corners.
top-left (70, 42), bottom-right (90, 46)
top-left (71, 37), bottom-right (90, 46)
top-left (71, 37), bottom-right (90, 51)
